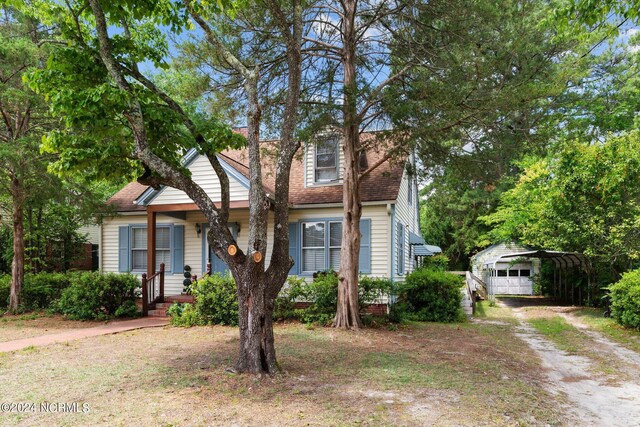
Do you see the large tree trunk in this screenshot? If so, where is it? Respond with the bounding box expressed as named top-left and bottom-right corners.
top-left (334, 0), bottom-right (363, 329)
top-left (234, 274), bottom-right (277, 374)
top-left (9, 176), bottom-right (24, 313)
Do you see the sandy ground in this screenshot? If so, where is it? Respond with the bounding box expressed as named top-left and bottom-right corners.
top-left (500, 299), bottom-right (640, 427)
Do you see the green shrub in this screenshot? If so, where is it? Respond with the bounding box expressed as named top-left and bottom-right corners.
top-left (0, 272), bottom-right (73, 311)
top-left (274, 273), bottom-right (392, 325)
top-left (609, 269), bottom-right (640, 330)
top-left (0, 275), bottom-right (9, 308)
top-left (392, 268), bottom-right (464, 322)
top-left (167, 303), bottom-right (202, 327)
top-left (168, 274), bottom-right (238, 326)
top-left (192, 274), bottom-right (238, 326)
top-left (420, 254), bottom-right (450, 271)
top-left (54, 272), bottom-right (140, 320)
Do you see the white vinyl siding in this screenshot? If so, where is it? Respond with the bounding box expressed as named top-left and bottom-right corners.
top-left (149, 154), bottom-right (249, 205)
top-left (394, 157), bottom-right (421, 280)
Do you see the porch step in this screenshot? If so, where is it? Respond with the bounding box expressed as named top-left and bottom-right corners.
top-left (148, 308), bottom-right (169, 318)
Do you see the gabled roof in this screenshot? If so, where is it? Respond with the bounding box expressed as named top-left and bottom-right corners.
top-left (107, 136), bottom-right (405, 211)
top-left (220, 145), bottom-right (404, 205)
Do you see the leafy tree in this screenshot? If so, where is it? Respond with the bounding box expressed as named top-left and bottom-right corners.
top-left (386, 0), bottom-right (599, 268)
top-left (23, 0), bottom-right (303, 374)
top-left (483, 131), bottom-right (640, 276)
top-left (0, 6), bottom-right (54, 311)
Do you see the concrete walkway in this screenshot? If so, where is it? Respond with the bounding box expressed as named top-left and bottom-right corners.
top-left (0, 317), bottom-right (169, 353)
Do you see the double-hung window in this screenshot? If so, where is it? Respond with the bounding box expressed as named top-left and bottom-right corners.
top-left (130, 225), bottom-right (171, 272)
top-left (302, 222), bottom-right (325, 272)
top-left (315, 138), bottom-right (338, 182)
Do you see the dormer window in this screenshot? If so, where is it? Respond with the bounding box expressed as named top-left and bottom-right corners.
top-left (315, 138), bottom-right (338, 182)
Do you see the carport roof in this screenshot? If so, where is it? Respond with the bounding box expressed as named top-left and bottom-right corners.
top-left (485, 250), bottom-right (588, 269)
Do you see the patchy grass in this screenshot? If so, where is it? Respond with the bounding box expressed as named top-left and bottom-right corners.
top-left (572, 308), bottom-right (640, 354)
top-left (474, 300), bottom-right (518, 324)
top-left (526, 314), bottom-right (625, 381)
top-left (0, 321), bottom-right (567, 426)
top-left (528, 316), bottom-right (581, 354)
top-left (0, 312), bottom-right (101, 342)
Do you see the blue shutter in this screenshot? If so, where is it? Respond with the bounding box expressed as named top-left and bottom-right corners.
top-left (288, 223), bottom-right (299, 275)
top-left (172, 225), bottom-right (184, 274)
top-left (397, 223), bottom-right (405, 275)
top-left (118, 226), bottom-right (130, 272)
top-left (359, 219), bottom-right (371, 273)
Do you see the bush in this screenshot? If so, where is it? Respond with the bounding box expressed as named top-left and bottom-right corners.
top-left (0, 272), bottom-right (73, 311)
top-left (54, 272), bottom-right (140, 320)
top-left (392, 268), bottom-right (464, 323)
top-left (168, 273), bottom-right (238, 326)
top-left (167, 302), bottom-right (202, 327)
top-left (420, 254), bottom-right (449, 271)
top-left (609, 269), bottom-right (640, 330)
top-left (274, 273), bottom-right (392, 325)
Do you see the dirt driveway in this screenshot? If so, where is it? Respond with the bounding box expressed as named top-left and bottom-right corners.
top-left (498, 297), bottom-right (640, 426)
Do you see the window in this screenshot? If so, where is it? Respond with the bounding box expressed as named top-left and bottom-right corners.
top-left (329, 221), bottom-right (342, 270)
top-left (315, 138), bottom-right (338, 182)
top-left (520, 269), bottom-right (531, 277)
top-left (508, 269), bottom-right (518, 277)
top-left (130, 225), bottom-right (171, 272)
top-left (497, 269), bottom-right (507, 277)
top-left (296, 219), bottom-right (370, 274)
top-left (302, 222), bottom-right (325, 272)
top-left (397, 223), bottom-right (405, 275)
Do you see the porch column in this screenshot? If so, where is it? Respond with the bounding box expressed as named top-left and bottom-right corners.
top-left (147, 210), bottom-right (156, 276)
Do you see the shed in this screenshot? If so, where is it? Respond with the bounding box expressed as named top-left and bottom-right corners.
top-left (470, 242), bottom-right (540, 295)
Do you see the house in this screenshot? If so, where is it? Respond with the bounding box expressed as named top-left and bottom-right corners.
top-left (470, 242), bottom-right (540, 295)
top-left (99, 131), bottom-right (440, 313)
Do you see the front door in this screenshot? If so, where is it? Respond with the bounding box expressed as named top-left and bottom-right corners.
top-left (206, 223), bottom-right (238, 274)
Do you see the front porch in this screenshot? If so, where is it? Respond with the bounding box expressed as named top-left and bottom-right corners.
top-left (141, 202), bottom-right (249, 316)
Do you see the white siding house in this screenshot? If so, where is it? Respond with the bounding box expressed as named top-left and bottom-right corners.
top-left (101, 131), bottom-right (440, 310)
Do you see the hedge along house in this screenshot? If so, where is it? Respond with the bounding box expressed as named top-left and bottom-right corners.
top-left (470, 242), bottom-right (541, 296)
top-left (100, 130), bottom-right (440, 315)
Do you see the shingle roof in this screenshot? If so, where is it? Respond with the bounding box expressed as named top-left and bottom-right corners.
top-left (107, 181), bottom-right (148, 212)
top-left (107, 133), bottom-right (405, 210)
top-left (221, 145), bottom-right (403, 205)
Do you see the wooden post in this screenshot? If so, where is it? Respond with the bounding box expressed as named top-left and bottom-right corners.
top-left (206, 262), bottom-right (211, 276)
top-left (141, 273), bottom-right (148, 316)
top-left (159, 262), bottom-right (165, 303)
top-left (147, 210), bottom-right (156, 277)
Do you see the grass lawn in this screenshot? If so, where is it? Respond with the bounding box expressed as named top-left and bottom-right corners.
top-left (0, 312), bottom-right (101, 342)
top-left (0, 319), bottom-right (566, 426)
top-left (571, 307), bottom-right (640, 354)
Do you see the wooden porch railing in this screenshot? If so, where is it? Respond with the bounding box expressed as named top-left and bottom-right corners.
top-left (141, 263), bottom-right (164, 316)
